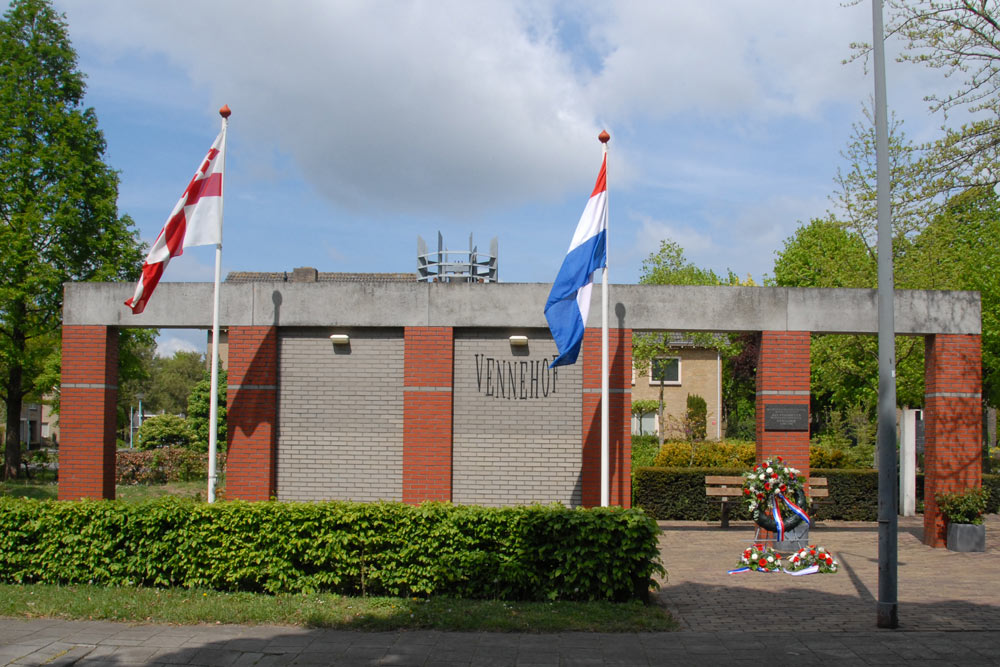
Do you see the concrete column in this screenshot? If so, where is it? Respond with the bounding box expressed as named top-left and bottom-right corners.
top-left (581, 327), bottom-right (632, 508)
top-left (226, 326), bottom-right (278, 501)
top-left (923, 334), bottom-right (982, 547)
top-left (59, 326), bottom-right (118, 500)
top-left (755, 331), bottom-right (811, 479)
top-left (900, 408), bottom-right (919, 517)
top-left (402, 326), bottom-right (454, 503)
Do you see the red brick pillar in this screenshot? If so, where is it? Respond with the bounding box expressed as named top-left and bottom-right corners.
top-left (581, 328), bottom-right (632, 508)
top-left (59, 326), bottom-right (118, 500)
top-left (226, 326), bottom-right (278, 501)
top-left (923, 334), bottom-right (983, 547)
top-left (403, 327), bottom-right (454, 503)
top-left (755, 331), bottom-right (811, 479)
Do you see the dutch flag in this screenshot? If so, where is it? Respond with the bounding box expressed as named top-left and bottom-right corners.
top-left (545, 154), bottom-right (607, 367)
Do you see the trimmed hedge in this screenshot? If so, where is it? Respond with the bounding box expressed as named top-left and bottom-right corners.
top-left (0, 498), bottom-right (662, 602)
top-left (633, 467), bottom-right (1000, 522)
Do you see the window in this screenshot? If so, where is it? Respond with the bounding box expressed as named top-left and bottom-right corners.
top-left (649, 357), bottom-right (681, 385)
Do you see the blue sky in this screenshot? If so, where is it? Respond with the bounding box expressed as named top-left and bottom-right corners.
top-left (41, 1), bottom-right (960, 356)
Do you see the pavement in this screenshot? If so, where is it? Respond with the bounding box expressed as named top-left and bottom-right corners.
top-left (3, 514), bottom-right (1000, 666)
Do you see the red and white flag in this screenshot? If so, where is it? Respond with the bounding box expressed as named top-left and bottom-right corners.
top-left (125, 127), bottom-right (227, 314)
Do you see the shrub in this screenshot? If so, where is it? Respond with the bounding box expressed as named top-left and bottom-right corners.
top-left (631, 435), bottom-right (661, 470)
top-left (651, 440), bottom-right (755, 468)
top-left (116, 447), bottom-right (211, 485)
top-left (686, 394), bottom-right (707, 441)
top-left (0, 499), bottom-right (663, 602)
top-left (935, 487), bottom-right (989, 525)
top-left (136, 414), bottom-right (194, 450)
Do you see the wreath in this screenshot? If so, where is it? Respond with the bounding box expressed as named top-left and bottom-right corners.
top-left (742, 457), bottom-right (810, 537)
top-left (785, 545), bottom-right (838, 574)
top-left (734, 543), bottom-right (782, 572)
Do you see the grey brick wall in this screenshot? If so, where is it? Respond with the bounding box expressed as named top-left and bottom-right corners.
top-left (276, 327), bottom-right (404, 501)
top-left (452, 329), bottom-right (582, 507)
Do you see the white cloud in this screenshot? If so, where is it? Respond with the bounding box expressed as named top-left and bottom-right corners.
top-left (154, 332), bottom-right (202, 359)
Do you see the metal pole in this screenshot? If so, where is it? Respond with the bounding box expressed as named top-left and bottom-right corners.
top-left (872, 0), bottom-right (899, 629)
top-left (599, 131), bottom-right (610, 507)
top-left (208, 105), bottom-right (230, 504)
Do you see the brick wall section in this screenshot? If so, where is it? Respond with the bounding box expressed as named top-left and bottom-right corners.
top-left (581, 328), bottom-right (632, 508)
top-left (59, 326), bottom-right (118, 500)
top-left (923, 334), bottom-right (983, 547)
top-left (452, 330), bottom-right (582, 506)
top-left (226, 326), bottom-right (278, 501)
top-left (755, 331), bottom-right (811, 480)
top-left (403, 327), bottom-right (453, 503)
top-left (277, 328), bottom-right (403, 501)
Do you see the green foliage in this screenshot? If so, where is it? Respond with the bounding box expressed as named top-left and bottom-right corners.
top-left (630, 435), bottom-right (660, 470)
top-left (186, 368), bottom-right (226, 452)
top-left (935, 487), bottom-right (989, 525)
top-left (0, 0), bottom-right (145, 478)
top-left (136, 414), bottom-right (194, 451)
top-left (116, 447), bottom-right (208, 485)
top-left (0, 499), bottom-right (663, 602)
top-left (686, 394), bottom-right (707, 442)
top-left (145, 351), bottom-right (206, 416)
top-left (650, 440), bottom-right (755, 469)
top-left (630, 399), bottom-right (658, 416)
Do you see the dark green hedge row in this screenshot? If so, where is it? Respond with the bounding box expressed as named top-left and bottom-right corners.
top-left (633, 467), bottom-right (1000, 522)
top-left (0, 498), bottom-right (662, 602)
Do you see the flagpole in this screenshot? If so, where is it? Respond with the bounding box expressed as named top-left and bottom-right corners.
top-left (208, 104), bottom-right (230, 504)
top-left (599, 130), bottom-right (610, 508)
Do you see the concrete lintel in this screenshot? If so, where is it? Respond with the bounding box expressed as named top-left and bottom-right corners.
top-left (62, 281), bottom-right (981, 335)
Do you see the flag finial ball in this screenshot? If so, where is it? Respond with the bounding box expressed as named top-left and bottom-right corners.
top-left (219, 104), bottom-right (232, 119)
top-left (598, 130), bottom-right (610, 144)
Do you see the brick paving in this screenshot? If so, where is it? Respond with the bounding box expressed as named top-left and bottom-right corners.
top-left (656, 513), bottom-right (1000, 633)
top-left (2, 515), bottom-right (999, 665)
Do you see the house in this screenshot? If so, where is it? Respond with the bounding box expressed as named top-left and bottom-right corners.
top-left (630, 333), bottom-right (722, 440)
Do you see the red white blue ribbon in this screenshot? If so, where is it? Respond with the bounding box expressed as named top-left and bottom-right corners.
top-left (771, 496), bottom-right (785, 541)
top-left (777, 491), bottom-right (811, 525)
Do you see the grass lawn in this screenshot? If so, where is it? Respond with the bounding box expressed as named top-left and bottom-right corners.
top-left (0, 584), bottom-right (676, 632)
top-left (0, 479), bottom-right (212, 502)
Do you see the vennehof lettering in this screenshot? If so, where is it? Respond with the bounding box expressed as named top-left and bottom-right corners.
top-left (474, 354), bottom-right (558, 399)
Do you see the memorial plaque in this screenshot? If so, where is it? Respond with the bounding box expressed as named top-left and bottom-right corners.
top-left (764, 404), bottom-right (809, 432)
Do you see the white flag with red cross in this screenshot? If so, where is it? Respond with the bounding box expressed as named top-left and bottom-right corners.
top-left (125, 126), bottom-right (227, 314)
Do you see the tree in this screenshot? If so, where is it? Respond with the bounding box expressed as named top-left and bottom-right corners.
top-left (853, 2), bottom-right (1000, 200)
top-left (0, 0), bottom-right (144, 478)
top-left (633, 239), bottom-right (756, 443)
top-left (145, 350), bottom-right (206, 416)
top-left (186, 366), bottom-right (226, 453)
top-left (907, 185), bottom-right (1000, 406)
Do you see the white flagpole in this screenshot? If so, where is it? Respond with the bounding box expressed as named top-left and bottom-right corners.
top-left (599, 130), bottom-right (610, 507)
top-left (208, 104), bottom-right (230, 504)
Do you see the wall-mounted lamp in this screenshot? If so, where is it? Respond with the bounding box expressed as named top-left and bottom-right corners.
top-left (330, 334), bottom-right (350, 345)
top-left (508, 335), bottom-right (529, 347)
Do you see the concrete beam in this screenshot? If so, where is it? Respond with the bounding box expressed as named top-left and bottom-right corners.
top-left (63, 282), bottom-right (981, 335)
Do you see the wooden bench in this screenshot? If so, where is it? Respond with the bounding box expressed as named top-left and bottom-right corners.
top-left (705, 475), bottom-right (829, 529)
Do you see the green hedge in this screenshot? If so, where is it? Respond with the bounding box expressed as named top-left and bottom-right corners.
top-left (0, 498), bottom-right (662, 602)
top-left (633, 467), bottom-right (1000, 522)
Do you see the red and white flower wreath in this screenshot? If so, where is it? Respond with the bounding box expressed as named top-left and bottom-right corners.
top-left (785, 545), bottom-right (838, 574)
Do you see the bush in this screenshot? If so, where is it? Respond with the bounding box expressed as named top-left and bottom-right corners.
top-left (0, 499), bottom-right (663, 602)
top-left (136, 414), bottom-right (194, 450)
top-left (809, 433), bottom-right (875, 469)
top-left (936, 487), bottom-right (989, 525)
top-left (631, 435), bottom-right (661, 470)
top-left (651, 440), bottom-right (755, 468)
top-left (634, 467), bottom-right (1000, 522)
top-left (686, 395), bottom-right (707, 441)
top-left (116, 447), bottom-right (211, 485)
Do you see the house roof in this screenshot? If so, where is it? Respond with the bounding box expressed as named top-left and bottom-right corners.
top-left (225, 267), bottom-right (417, 284)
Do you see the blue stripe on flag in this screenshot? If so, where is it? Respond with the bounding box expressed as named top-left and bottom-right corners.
top-left (545, 229), bottom-right (607, 367)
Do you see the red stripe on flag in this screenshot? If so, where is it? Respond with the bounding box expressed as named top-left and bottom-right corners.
top-left (182, 172), bottom-right (223, 209)
top-left (589, 154), bottom-right (607, 198)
